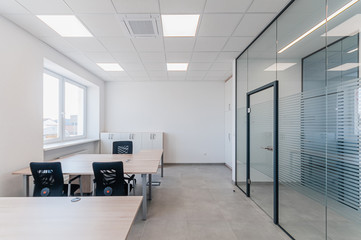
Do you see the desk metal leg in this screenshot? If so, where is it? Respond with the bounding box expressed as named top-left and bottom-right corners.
top-left (148, 174), bottom-right (152, 200)
top-left (141, 174), bottom-right (147, 220)
top-left (161, 154), bottom-right (164, 177)
top-left (23, 175), bottom-right (29, 197)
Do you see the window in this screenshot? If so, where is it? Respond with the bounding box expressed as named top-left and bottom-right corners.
top-left (43, 70), bottom-right (86, 143)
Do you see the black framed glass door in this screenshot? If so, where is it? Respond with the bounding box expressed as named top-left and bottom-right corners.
top-left (247, 81), bottom-right (279, 224)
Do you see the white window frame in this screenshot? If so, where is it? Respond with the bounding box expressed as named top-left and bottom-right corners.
top-left (43, 69), bottom-right (87, 144)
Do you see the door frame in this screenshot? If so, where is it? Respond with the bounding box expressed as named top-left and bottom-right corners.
top-left (246, 80), bottom-right (279, 224)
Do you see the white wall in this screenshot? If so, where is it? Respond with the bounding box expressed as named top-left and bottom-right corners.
top-left (105, 81), bottom-right (225, 164)
top-left (0, 16), bottom-right (104, 197)
top-left (224, 78), bottom-right (232, 168)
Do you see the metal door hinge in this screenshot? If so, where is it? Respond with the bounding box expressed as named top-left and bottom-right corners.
top-left (248, 179), bottom-right (251, 184)
top-left (247, 108), bottom-right (251, 113)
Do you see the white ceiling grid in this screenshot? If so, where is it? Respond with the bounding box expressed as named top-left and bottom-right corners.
top-left (0, 0), bottom-right (290, 82)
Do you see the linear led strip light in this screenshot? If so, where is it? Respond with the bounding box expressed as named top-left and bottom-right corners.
top-left (278, 0), bottom-right (360, 54)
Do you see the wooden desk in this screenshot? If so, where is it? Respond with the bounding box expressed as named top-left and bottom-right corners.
top-left (0, 196), bottom-right (142, 240)
top-left (13, 149), bottom-right (163, 220)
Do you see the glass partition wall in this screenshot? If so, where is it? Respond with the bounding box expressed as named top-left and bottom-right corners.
top-left (235, 0), bottom-right (361, 239)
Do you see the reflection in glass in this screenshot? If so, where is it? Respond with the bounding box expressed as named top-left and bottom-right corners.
top-left (236, 0), bottom-right (361, 239)
top-left (247, 23), bottom-right (277, 219)
top-left (327, 1), bottom-right (361, 239)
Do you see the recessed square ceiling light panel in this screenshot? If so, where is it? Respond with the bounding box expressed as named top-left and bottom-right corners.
top-left (37, 15), bottom-right (92, 37)
top-left (162, 15), bottom-right (200, 37)
top-left (97, 63), bottom-right (124, 71)
top-left (264, 63), bottom-right (297, 71)
top-left (167, 63), bottom-right (189, 71)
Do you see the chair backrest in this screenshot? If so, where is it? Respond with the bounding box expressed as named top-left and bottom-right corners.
top-left (92, 161), bottom-right (127, 196)
top-left (112, 141), bottom-right (133, 154)
top-left (30, 162), bottom-right (64, 197)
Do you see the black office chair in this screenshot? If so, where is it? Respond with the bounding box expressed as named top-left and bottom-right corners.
top-left (92, 161), bottom-right (130, 196)
top-left (30, 162), bottom-right (80, 197)
top-left (113, 141), bottom-right (133, 154)
top-left (113, 141), bottom-right (136, 192)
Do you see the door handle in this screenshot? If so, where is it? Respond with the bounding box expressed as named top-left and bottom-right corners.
top-left (261, 146), bottom-right (273, 151)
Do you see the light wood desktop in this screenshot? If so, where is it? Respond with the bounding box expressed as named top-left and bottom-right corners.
top-left (0, 196), bottom-right (142, 240)
top-left (13, 149), bottom-right (163, 220)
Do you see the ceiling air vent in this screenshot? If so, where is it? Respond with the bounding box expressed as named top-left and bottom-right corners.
top-left (119, 14), bottom-right (160, 38)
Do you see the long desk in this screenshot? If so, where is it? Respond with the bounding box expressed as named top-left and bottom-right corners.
top-left (0, 196), bottom-right (142, 240)
top-left (12, 149), bottom-right (163, 220)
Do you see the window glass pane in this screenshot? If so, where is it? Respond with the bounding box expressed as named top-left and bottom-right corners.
top-left (43, 73), bottom-right (60, 141)
top-left (64, 82), bottom-right (84, 137)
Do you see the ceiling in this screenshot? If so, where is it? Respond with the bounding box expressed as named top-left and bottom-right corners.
top-left (0, 0), bottom-right (290, 82)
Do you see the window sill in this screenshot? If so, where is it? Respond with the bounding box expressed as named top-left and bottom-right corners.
top-left (44, 138), bottom-right (99, 151)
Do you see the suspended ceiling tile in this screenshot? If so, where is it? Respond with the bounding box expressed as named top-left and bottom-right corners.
top-left (168, 72), bottom-right (187, 78)
top-left (132, 38), bottom-right (164, 52)
top-left (159, 0), bottom-right (206, 14)
top-left (112, 52), bottom-right (141, 63)
top-left (147, 71), bottom-right (168, 77)
top-left (64, 0), bottom-right (116, 14)
top-left (191, 52), bottom-right (219, 62)
top-left (66, 38), bottom-right (107, 52)
top-left (188, 62), bottom-right (212, 71)
top-left (194, 37), bottom-right (228, 52)
top-left (216, 52), bottom-right (240, 62)
top-left (107, 71), bottom-right (130, 77)
top-left (16, 0), bottom-right (72, 14)
top-left (139, 52), bottom-right (166, 63)
top-left (223, 37), bottom-right (254, 51)
top-left (112, 0), bottom-right (160, 14)
top-left (121, 62), bottom-right (146, 71)
top-left (205, 70), bottom-right (231, 80)
top-left (42, 36), bottom-right (79, 53)
top-left (210, 62), bottom-right (232, 71)
top-left (233, 13), bottom-right (276, 37)
top-left (198, 14), bottom-right (243, 37)
top-left (143, 62), bottom-right (167, 71)
top-left (248, 0), bottom-right (290, 13)
top-left (164, 37), bottom-right (196, 52)
top-left (98, 37), bottom-right (136, 52)
top-left (77, 14), bottom-right (126, 37)
top-left (204, 0), bottom-right (252, 13)
top-left (166, 52), bottom-right (192, 62)
top-left (84, 52), bottom-right (116, 62)
top-left (127, 70), bottom-right (149, 77)
top-left (187, 71), bottom-right (207, 78)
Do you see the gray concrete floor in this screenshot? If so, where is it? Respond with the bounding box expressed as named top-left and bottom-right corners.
top-left (127, 165), bottom-right (290, 240)
top-left (247, 182), bottom-right (361, 240)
